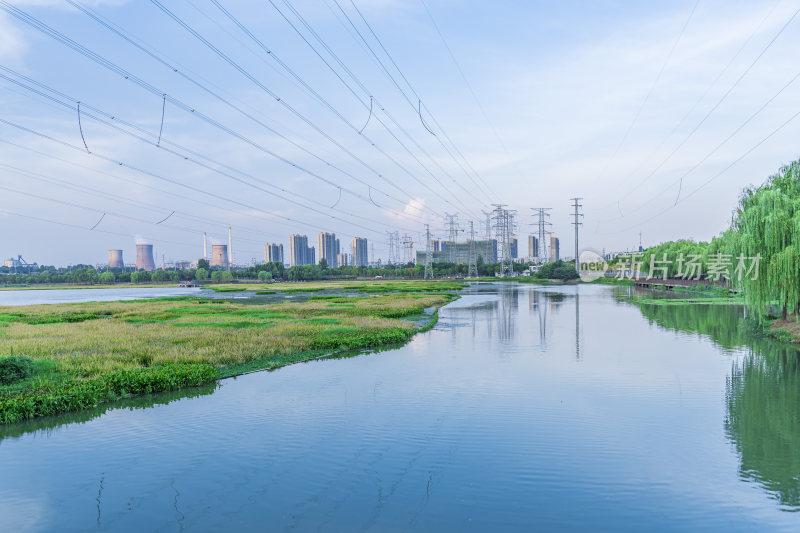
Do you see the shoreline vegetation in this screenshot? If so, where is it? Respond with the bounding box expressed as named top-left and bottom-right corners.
top-left (604, 276), bottom-right (800, 345)
top-left (0, 280), bottom-right (460, 424)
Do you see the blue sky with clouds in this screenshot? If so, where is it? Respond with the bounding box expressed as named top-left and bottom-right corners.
top-left (2, 0), bottom-right (799, 265)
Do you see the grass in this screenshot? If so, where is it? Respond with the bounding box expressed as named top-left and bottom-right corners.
top-left (204, 286), bottom-right (248, 293)
top-left (0, 280), bottom-right (457, 423)
top-left (211, 279), bottom-right (465, 294)
top-left (634, 297), bottom-right (742, 306)
top-left (467, 277), bottom-right (572, 285)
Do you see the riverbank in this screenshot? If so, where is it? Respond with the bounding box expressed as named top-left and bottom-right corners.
top-left (0, 280), bottom-right (459, 423)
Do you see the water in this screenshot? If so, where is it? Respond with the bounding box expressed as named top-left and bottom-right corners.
top-left (1, 283), bottom-right (799, 531)
top-left (0, 287), bottom-right (202, 306)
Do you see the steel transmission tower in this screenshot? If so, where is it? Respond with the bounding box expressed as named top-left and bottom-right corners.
top-left (482, 210), bottom-right (493, 263)
top-left (444, 213), bottom-right (458, 264)
top-left (468, 220), bottom-right (478, 278)
top-left (531, 208), bottom-right (552, 263)
top-left (401, 233), bottom-right (414, 263)
top-left (424, 224), bottom-right (434, 279)
top-left (386, 231), bottom-right (402, 264)
top-left (492, 204), bottom-right (515, 277)
top-left (570, 198), bottom-right (584, 272)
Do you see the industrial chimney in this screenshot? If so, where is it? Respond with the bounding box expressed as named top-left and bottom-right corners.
top-left (210, 244), bottom-right (229, 269)
top-left (108, 249), bottom-right (124, 269)
top-left (228, 226), bottom-right (233, 270)
top-left (136, 244), bottom-right (156, 271)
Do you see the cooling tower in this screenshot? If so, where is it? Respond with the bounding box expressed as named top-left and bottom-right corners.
top-left (210, 244), bottom-right (229, 269)
top-left (108, 249), bottom-right (124, 269)
top-left (135, 244), bottom-right (156, 271)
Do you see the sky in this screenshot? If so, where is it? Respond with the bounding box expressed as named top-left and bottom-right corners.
top-left (1, 0), bottom-right (800, 266)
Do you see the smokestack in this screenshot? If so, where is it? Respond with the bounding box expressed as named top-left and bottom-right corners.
top-left (228, 226), bottom-right (232, 270)
top-left (108, 249), bottom-right (124, 269)
top-left (211, 244), bottom-right (229, 269)
top-left (136, 244), bottom-right (156, 271)
top-left (203, 232), bottom-right (207, 260)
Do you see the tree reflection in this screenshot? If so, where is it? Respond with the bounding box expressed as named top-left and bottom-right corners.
top-left (726, 349), bottom-right (800, 508)
top-left (637, 300), bottom-right (800, 509)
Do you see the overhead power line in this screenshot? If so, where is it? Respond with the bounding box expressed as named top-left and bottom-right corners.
top-left (203, 0), bottom-right (481, 219)
top-left (3, 0), bottom-right (442, 223)
top-left (332, 0), bottom-right (498, 202)
top-left (608, 2), bottom-right (800, 209)
top-left (0, 69), bottom-right (424, 235)
top-left (268, 0), bottom-right (486, 220)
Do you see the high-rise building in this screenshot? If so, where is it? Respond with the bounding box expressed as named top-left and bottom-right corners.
top-left (317, 232), bottom-right (340, 267)
top-left (351, 237), bottom-right (368, 267)
top-left (509, 236), bottom-right (518, 259)
top-left (265, 243), bottom-right (284, 264)
top-left (550, 235), bottom-right (560, 261)
top-left (528, 235), bottom-right (539, 259)
top-left (288, 234), bottom-right (315, 266)
top-left (336, 253), bottom-right (350, 267)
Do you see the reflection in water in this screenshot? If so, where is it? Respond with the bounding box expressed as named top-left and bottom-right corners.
top-left (494, 285), bottom-right (518, 342)
top-left (0, 383), bottom-right (217, 441)
top-left (575, 290), bottom-right (581, 360)
top-left (726, 350), bottom-right (800, 509)
top-left (4, 284), bottom-right (800, 530)
top-left (638, 300), bottom-right (800, 509)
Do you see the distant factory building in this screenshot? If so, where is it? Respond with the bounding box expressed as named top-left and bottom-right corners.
top-left (415, 239), bottom-right (497, 265)
top-left (289, 234), bottom-right (315, 266)
top-left (528, 235), bottom-right (539, 258)
top-left (108, 250), bottom-right (124, 269)
top-left (550, 236), bottom-right (560, 261)
top-left (351, 237), bottom-right (368, 267)
top-left (135, 244), bottom-right (156, 271)
top-left (265, 243), bottom-right (284, 264)
top-left (509, 237), bottom-right (519, 259)
top-left (210, 244), bottom-right (229, 269)
top-left (317, 232), bottom-right (340, 268)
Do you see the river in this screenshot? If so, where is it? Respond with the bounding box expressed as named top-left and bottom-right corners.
top-left (0, 287), bottom-right (202, 306)
top-left (1, 283), bottom-right (798, 531)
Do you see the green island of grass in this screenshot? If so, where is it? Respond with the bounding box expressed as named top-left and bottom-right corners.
top-left (0, 280), bottom-right (460, 424)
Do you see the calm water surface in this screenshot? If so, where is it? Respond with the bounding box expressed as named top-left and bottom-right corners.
top-left (0, 287), bottom-right (202, 306)
top-left (1, 283), bottom-right (799, 531)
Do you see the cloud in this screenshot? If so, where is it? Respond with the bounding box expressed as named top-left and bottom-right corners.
top-left (403, 197), bottom-right (426, 217)
top-left (0, 12), bottom-right (25, 60)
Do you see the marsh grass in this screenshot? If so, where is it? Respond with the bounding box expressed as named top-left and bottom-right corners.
top-left (0, 286), bottom-right (454, 423)
top-left (213, 279), bottom-right (464, 294)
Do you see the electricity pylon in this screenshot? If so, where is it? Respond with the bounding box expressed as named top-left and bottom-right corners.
top-left (468, 220), bottom-right (478, 278)
top-left (424, 224), bottom-right (434, 279)
top-left (531, 208), bottom-right (552, 263)
top-left (570, 198), bottom-right (584, 272)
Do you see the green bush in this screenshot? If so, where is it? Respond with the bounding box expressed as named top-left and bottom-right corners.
top-left (0, 363), bottom-right (218, 424)
top-left (0, 356), bottom-right (35, 385)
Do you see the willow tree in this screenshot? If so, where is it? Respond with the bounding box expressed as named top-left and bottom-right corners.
top-left (733, 160), bottom-right (800, 319)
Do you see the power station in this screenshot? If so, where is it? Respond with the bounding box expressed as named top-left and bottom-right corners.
top-left (210, 244), bottom-right (229, 269)
top-left (107, 249), bottom-right (124, 269)
top-left (135, 244), bottom-right (155, 271)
